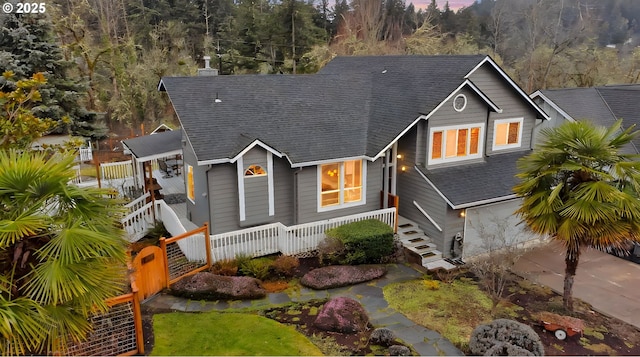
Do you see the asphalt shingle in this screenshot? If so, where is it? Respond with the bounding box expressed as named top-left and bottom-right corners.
top-left (160, 55), bottom-right (487, 164)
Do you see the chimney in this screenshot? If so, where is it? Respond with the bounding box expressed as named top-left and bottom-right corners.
top-left (198, 55), bottom-right (219, 76)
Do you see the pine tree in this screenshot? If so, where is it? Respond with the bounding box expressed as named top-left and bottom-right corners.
top-left (0, 12), bottom-right (107, 140)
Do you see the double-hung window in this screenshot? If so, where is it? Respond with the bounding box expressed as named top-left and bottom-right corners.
top-left (318, 160), bottom-right (365, 211)
top-left (428, 124), bottom-right (484, 165)
top-left (493, 118), bottom-right (523, 150)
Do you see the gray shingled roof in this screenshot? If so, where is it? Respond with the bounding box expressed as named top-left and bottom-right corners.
top-left (417, 151), bottom-right (530, 208)
top-left (159, 55), bottom-right (488, 165)
top-left (540, 84), bottom-right (640, 152)
top-left (122, 130), bottom-right (182, 160)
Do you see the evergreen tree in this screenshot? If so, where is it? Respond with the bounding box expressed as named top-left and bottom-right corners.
top-left (0, 12), bottom-right (107, 140)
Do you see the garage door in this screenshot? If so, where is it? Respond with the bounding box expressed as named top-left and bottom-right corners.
top-left (462, 199), bottom-right (540, 258)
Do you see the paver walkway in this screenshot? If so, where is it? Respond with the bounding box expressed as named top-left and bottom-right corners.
top-left (142, 263), bottom-right (463, 356)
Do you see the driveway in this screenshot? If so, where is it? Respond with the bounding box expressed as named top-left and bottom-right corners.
top-left (512, 241), bottom-right (640, 329)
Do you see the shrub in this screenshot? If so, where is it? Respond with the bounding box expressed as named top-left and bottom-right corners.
top-left (389, 345), bottom-right (411, 356)
top-left (422, 279), bottom-right (440, 290)
top-left (240, 257), bottom-right (273, 280)
top-left (272, 255), bottom-right (300, 277)
top-left (146, 221), bottom-right (170, 239)
top-left (317, 235), bottom-right (346, 266)
top-left (324, 219), bottom-right (394, 265)
top-left (469, 319), bottom-right (544, 356)
top-left (370, 328), bottom-right (396, 346)
top-left (211, 259), bottom-right (239, 276)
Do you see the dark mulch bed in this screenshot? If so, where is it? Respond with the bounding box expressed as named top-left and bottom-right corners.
top-left (501, 277), bottom-right (640, 356)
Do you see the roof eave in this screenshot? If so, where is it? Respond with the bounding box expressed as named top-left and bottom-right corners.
top-left (468, 56), bottom-right (550, 121)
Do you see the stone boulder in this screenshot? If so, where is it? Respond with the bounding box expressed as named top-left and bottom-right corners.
top-left (170, 272), bottom-right (266, 300)
top-left (300, 265), bottom-right (387, 289)
top-left (313, 297), bottom-right (369, 334)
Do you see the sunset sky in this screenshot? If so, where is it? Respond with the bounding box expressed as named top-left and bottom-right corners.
top-left (412, 0), bottom-right (476, 11)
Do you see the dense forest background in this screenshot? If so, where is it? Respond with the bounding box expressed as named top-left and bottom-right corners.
top-left (3, 0), bottom-right (640, 138)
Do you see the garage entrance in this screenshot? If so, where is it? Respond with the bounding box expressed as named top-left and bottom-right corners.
top-left (463, 199), bottom-right (540, 258)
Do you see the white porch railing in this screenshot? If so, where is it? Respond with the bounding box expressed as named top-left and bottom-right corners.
top-left (207, 207), bottom-right (397, 262)
top-left (101, 160), bottom-right (134, 180)
top-left (122, 193), bottom-right (155, 243)
top-left (78, 147), bottom-right (93, 162)
top-left (121, 200), bottom-right (396, 263)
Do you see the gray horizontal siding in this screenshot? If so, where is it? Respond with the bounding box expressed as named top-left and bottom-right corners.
top-left (425, 87), bottom-right (489, 169)
top-left (184, 142), bottom-right (209, 227)
top-left (208, 163), bottom-right (240, 234)
top-left (397, 127), bottom-right (447, 246)
top-left (469, 65), bottom-right (539, 154)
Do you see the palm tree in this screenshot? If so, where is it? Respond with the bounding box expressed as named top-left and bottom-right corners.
top-left (0, 150), bottom-right (128, 355)
top-left (514, 120), bottom-right (640, 311)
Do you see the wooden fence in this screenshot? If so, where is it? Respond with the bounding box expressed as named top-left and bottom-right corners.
top-left (64, 282), bottom-right (144, 356)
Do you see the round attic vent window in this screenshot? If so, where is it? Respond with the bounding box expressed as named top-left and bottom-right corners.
top-left (453, 94), bottom-right (467, 112)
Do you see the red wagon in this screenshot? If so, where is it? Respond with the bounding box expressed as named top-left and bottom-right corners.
top-left (538, 311), bottom-right (584, 340)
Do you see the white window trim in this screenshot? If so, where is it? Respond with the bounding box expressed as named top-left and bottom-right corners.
top-left (428, 123), bottom-right (485, 165)
top-left (492, 117), bottom-right (524, 151)
top-left (317, 160), bottom-right (367, 212)
top-left (238, 152), bottom-right (275, 221)
top-left (186, 164), bottom-right (195, 203)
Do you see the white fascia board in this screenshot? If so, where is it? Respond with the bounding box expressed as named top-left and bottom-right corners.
top-left (373, 115), bottom-right (427, 160)
top-left (157, 79), bottom-right (166, 92)
top-left (414, 165), bottom-right (518, 209)
top-left (198, 158), bottom-right (231, 166)
top-left (372, 80), bottom-right (502, 160)
top-left (414, 166), bottom-right (457, 208)
top-left (465, 80), bottom-right (502, 113)
top-left (453, 194), bottom-right (519, 209)
top-left (467, 56), bottom-right (551, 121)
top-left (230, 140), bottom-right (284, 163)
top-left (290, 155), bottom-right (373, 168)
top-left (530, 91), bottom-right (575, 122)
top-left (135, 149), bottom-right (183, 162)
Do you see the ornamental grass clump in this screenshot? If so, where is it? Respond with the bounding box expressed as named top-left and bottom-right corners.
top-left (322, 219), bottom-right (394, 265)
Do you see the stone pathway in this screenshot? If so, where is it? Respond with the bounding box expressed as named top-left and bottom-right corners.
top-left (142, 263), bottom-right (463, 356)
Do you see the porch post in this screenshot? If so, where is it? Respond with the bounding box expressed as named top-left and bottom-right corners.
top-left (383, 150), bottom-right (390, 208)
top-left (391, 142), bottom-right (398, 196)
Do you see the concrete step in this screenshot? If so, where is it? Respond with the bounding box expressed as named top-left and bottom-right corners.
top-left (400, 236), bottom-right (430, 247)
top-left (419, 249), bottom-right (442, 264)
top-left (425, 259), bottom-right (458, 271)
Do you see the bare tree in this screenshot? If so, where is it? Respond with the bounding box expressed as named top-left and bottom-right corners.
top-left (467, 212), bottom-right (531, 312)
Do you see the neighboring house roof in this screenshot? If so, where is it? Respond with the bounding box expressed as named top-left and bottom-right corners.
top-left (416, 151), bottom-right (529, 209)
top-left (122, 130), bottom-right (182, 161)
top-left (533, 84), bottom-right (640, 152)
top-left (159, 55), bottom-right (522, 166)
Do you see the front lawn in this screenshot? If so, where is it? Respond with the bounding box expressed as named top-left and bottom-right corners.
top-left (151, 311), bottom-right (323, 356)
top-left (384, 275), bottom-right (498, 352)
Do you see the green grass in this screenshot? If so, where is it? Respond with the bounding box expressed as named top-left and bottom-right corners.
top-left (151, 311), bottom-right (323, 356)
top-left (383, 276), bottom-right (497, 351)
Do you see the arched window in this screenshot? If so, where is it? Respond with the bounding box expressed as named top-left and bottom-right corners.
top-left (245, 165), bottom-right (266, 176)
